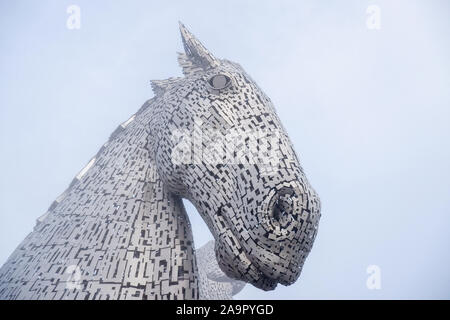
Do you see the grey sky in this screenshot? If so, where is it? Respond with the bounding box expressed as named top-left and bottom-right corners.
top-left (0, 0), bottom-right (449, 299)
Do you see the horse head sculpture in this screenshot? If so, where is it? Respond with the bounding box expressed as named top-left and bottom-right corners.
top-left (148, 23), bottom-right (321, 290)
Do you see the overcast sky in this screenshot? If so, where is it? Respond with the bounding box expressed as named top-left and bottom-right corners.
top-left (0, 0), bottom-right (449, 299)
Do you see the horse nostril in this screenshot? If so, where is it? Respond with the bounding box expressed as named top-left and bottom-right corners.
top-left (270, 189), bottom-right (295, 223)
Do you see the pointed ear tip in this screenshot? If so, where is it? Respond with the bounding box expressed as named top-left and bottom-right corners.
top-left (178, 21), bottom-right (188, 32)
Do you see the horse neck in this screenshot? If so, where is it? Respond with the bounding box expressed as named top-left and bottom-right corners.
top-left (0, 102), bottom-right (199, 300)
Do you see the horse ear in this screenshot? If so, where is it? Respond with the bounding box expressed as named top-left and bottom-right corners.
top-left (150, 79), bottom-right (169, 95)
top-left (177, 52), bottom-right (204, 76)
top-left (178, 22), bottom-right (219, 75)
top-left (150, 77), bottom-right (182, 96)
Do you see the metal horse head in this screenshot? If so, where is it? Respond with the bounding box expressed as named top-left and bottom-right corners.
top-left (149, 23), bottom-right (321, 290)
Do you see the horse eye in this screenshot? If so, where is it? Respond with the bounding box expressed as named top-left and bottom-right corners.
top-left (208, 74), bottom-right (231, 90)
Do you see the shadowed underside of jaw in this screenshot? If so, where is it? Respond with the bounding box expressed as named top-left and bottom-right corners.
top-left (216, 237), bottom-right (279, 291)
top-left (213, 206), bottom-right (304, 291)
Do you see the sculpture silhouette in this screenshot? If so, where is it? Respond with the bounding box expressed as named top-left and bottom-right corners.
top-left (0, 23), bottom-right (321, 300)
